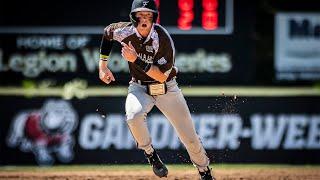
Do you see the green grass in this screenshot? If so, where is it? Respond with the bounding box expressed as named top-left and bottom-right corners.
top-left (1, 164), bottom-right (319, 172)
top-left (0, 86), bottom-right (320, 97)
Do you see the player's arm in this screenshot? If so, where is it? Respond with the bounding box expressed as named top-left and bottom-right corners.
top-left (145, 65), bottom-right (168, 83)
top-left (146, 33), bottom-right (174, 83)
top-left (100, 24), bottom-right (116, 60)
top-left (100, 22), bottom-right (133, 84)
top-left (121, 38), bottom-right (174, 83)
top-left (99, 25), bottom-right (115, 84)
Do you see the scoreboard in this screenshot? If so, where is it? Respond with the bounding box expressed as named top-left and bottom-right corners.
top-left (0, 0), bottom-right (257, 86)
top-left (0, 0), bottom-right (233, 35)
top-left (157, 0), bottom-right (233, 34)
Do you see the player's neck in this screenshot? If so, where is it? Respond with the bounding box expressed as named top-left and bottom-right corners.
top-left (137, 28), bottom-right (151, 38)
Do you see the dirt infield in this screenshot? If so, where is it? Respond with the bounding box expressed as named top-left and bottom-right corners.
top-left (0, 165), bottom-right (319, 180)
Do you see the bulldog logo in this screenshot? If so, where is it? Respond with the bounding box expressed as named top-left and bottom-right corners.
top-left (6, 99), bottom-right (78, 165)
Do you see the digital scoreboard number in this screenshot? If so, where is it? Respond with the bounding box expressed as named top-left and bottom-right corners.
top-left (156, 0), bottom-right (233, 35)
top-left (0, 0), bottom-right (234, 35)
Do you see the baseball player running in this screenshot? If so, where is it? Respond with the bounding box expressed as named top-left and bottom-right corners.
top-left (99, 0), bottom-right (214, 179)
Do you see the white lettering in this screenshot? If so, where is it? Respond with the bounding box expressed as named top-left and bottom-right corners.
top-left (175, 49), bottom-right (232, 73)
top-left (217, 114), bottom-right (242, 149)
top-left (284, 115), bottom-right (308, 149)
top-left (81, 48), bottom-right (99, 72)
top-left (251, 114), bottom-right (287, 149)
top-left (81, 49), bottom-right (128, 73)
top-left (9, 54), bottom-right (24, 72)
top-left (77, 113), bottom-right (320, 150)
top-left (79, 114), bottom-right (135, 150)
top-left (66, 36), bottom-right (90, 49)
top-left (17, 36), bottom-right (64, 50)
top-left (79, 114), bottom-right (104, 149)
top-left (307, 115), bottom-right (320, 148)
top-left (137, 53), bottom-right (153, 63)
top-left (101, 115), bottom-right (124, 149)
top-left (8, 51), bottom-right (76, 77)
top-left (205, 54), bottom-right (232, 73)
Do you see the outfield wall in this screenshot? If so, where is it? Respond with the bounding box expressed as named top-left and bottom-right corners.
top-left (1, 95), bottom-right (319, 165)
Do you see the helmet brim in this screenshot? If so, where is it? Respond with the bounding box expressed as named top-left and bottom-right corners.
top-left (131, 7), bottom-right (157, 13)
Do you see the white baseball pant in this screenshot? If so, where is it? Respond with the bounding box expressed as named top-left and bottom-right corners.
top-left (125, 78), bottom-right (210, 170)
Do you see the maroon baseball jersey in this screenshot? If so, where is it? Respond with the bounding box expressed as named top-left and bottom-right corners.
top-left (103, 22), bottom-right (177, 81)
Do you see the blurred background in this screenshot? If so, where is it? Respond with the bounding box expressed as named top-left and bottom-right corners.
top-left (0, 0), bottom-right (319, 166)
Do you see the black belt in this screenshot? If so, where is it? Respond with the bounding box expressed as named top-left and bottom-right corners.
top-left (132, 78), bottom-right (158, 85)
top-left (132, 77), bottom-right (174, 85)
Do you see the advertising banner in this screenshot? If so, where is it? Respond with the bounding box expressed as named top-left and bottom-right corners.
top-left (0, 0), bottom-right (255, 86)
top-left (0, 34), bottom-right (235, 86)
top-left (1, 96), bottom-right (319, 165)
top-left (275, 13), bottom-right (320, 81)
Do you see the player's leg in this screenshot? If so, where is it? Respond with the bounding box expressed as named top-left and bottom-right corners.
top-left (126, 82), bottom-right (168, 178)
top-left (126, 82), bottom-right (154, 153)
top-left (155, 79), bottom-right (213, 178)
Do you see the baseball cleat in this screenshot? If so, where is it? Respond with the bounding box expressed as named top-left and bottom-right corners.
top-left (144, 150), bottom-right (168, 178)
top-left (199, 167), bottom-right (215, 180)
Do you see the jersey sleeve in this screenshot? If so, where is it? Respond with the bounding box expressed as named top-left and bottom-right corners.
top-left (153, 32), bottom-right (175, 77)
top-left (103, 22), bottom-right (132, 41)
top-left (100, 22), bottom-right (131, 59)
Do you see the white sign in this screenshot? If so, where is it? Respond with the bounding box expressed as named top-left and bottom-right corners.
top-left (275, 13), bottom-right (320, 80)
top-left (0, 47), bottom-right (231, 77)
top-left (78, 113), bottom-right (320, 150)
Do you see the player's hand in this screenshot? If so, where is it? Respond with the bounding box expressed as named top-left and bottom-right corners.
top-left (99, 67), bottom-right (115, 84)
top-left (121, 41), bottom-right (137, 63)
top-left (99, 62), bottom-right (115, 84)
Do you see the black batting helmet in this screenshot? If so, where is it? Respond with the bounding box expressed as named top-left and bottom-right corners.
top-left (129, 0), bottom-right (158, 27)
